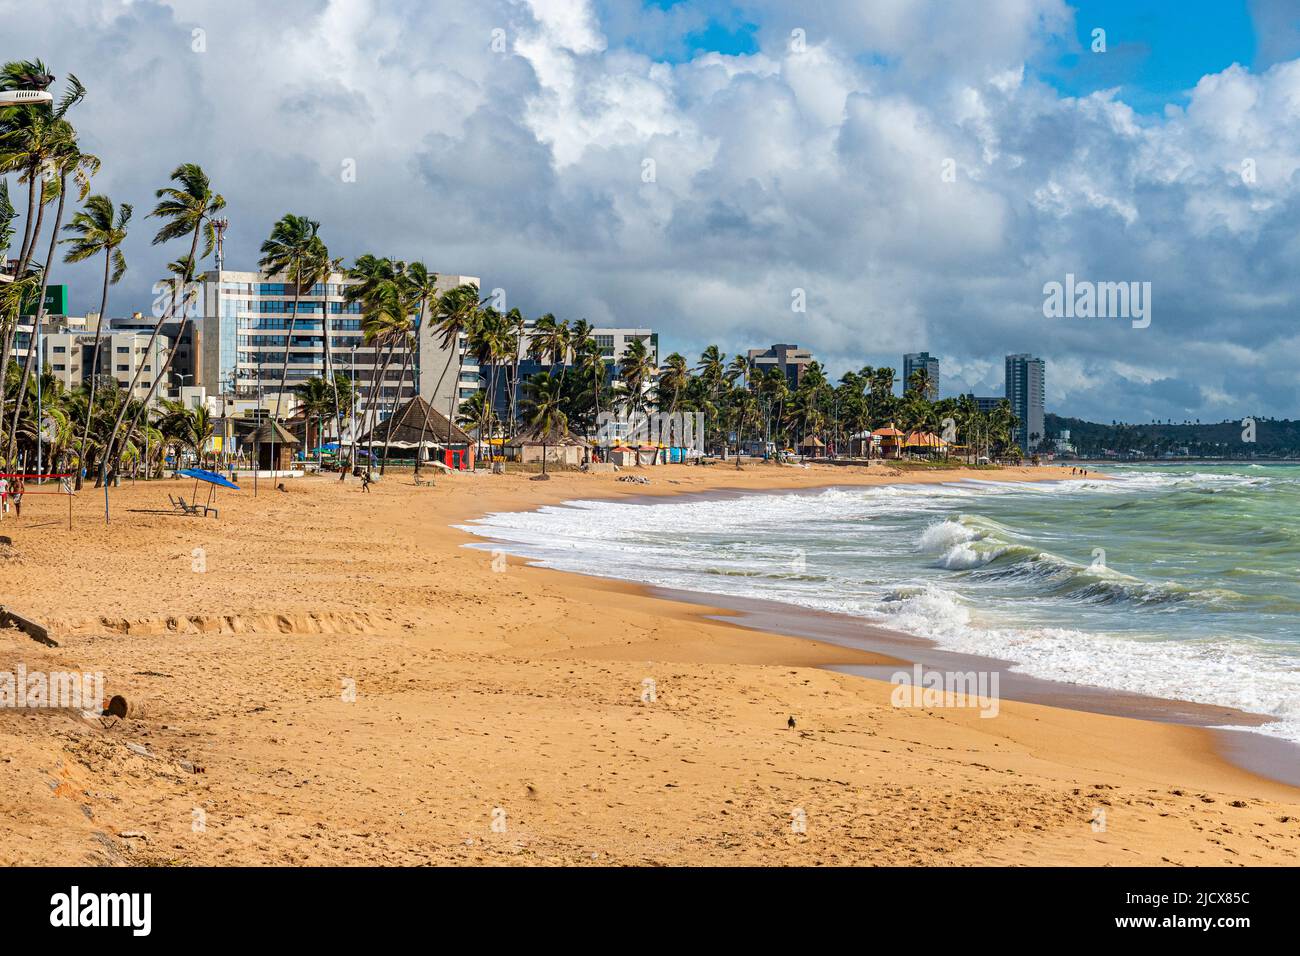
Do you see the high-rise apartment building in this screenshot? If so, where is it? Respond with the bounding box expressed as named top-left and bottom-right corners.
top-left (174, 268), bottom-right (479, 426)
top-left (1005, 353), bottom-right (1045, 451)
top-left (746, 344), bottom-right (813, 389)
top-left (902, 351), bottom-right (940, 399)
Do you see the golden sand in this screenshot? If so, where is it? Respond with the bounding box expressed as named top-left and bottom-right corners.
top-left (1, 463), bottom-right (1297, 865)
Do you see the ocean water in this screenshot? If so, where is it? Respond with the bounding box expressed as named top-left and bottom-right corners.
top-left (460, 464), bottom-right (1300, 741)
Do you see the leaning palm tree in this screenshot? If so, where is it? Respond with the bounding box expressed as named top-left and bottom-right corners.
top-left (111, 256), bottom-right (200, 474)
top-left (0, 62), bottom-right (86, 451)
top-left (259, 214), bottom-right (328, 472)
top-left (100, 163), bottom-right (224, 489)
top-left (346, 258), bottom-right (409, 466)
top-left (62, 193), bottom-right (130, 488)
top-left (3, 122), bottom-right (98, 463)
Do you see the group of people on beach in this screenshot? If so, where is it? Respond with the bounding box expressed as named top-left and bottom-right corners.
top-left (0, 474), bottom-right (24, 518)
top-left (1069, 467), bottom-right (1091, 476)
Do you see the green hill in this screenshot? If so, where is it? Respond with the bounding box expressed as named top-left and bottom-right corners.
top-left (1044, 413), bottom-right (1300, 459)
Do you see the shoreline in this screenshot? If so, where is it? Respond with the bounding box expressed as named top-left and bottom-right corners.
top-left (455, 472), bottom-right (1300, 790)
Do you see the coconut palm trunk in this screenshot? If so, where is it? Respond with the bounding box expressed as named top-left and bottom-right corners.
top-left (364, 337), bottom-right (397, 468)
top-left (414, 341), bottom-right (455, 473)
top-left (0, 165), bottom-right (42, 423)
top-left (74, 249), bottom-right (112, 489)
top-left (115, 286), bottom-right (197, 468)
top-left (268, 283), bottom-right (303, 473)
top-left (99, 268), bottom-right (189, 486)
top-left (99, 179), bottom-right (210, 489)
top-left (7, 173), bottom-right (69, 465)
top-left (379, 346), bottom-right (411, 475)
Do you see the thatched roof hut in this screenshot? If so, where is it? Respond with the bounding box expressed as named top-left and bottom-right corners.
top-left (249, 420), bottom-right (300, 446)
top-left (506, 423), bottom-right (589, 465)
top-left (355, 396), bottom-right (472, 448)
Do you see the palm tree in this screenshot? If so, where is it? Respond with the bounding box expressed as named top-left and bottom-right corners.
top-left (470, 307), bottom-right (515, 461)
top-left (402, 262), bottom-right (444, 473)
top-left (316, 253), bottom-right (344, 446)
top-left (520, 372), bottom-right (568, 476)
top-left (756, 365), bottom-right (790, 457)
top-left (696, 345), bottom-right (727, 453)
top-left (530, 313), bottom-right (569, 380)
top-left (5, 130), bottom-right (99, 465)
top-left (62, 193), bottom-right (129, 488)
top-left (345, 257), bottom-right (411, 466)
top-left (259, 213), bottom-right (328, 472)
top-left (112, 255), bottom-right (199, 472)
top-left (294, 375), bottom-right (335, 462)
top-left (430, 283), bottom-right (482, 450)
top-left (0, 62), bottom-right (86, 453)
top-left (727, 354), bottom-right (749, 389)
top-left (154, 398), bottom-right (214, 469)
top-left (617, 338), bottom-right (657, 444)
top-left (0, 179), bottom-right (15, 257)
top-left (101, 163), bottom-right (224, 489)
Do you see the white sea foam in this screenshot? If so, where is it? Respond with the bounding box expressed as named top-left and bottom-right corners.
top-left (460, 476), bottom-right (1300, 742)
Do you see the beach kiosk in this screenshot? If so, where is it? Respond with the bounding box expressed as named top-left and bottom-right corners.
top-left (872, 424), bottom-right (905, 459)
top-left (250, 420), bottom-right (301, 472)
top-left (799, 435), bottom-right (825, 459)
top-left (505, 425), bottom-right (590, 467)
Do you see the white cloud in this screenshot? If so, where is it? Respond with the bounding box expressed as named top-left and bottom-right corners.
top-left (4, 0), bottom-right (1299, 421)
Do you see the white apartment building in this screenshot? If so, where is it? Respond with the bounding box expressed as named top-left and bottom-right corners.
top-left (43, 329), bottom-right (168, 403)
top-left (174, 268), bottom-right (480, 427)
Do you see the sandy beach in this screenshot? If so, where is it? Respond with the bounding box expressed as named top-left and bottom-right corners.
top-left (1, 462), bottom-right (1298, 866)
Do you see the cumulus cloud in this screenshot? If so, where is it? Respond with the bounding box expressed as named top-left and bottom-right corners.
top-left (3, 0), bottom-right (1298, 422)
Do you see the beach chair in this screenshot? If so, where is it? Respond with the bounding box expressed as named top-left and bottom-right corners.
top-left (169, 495), bottom-right (203, 516)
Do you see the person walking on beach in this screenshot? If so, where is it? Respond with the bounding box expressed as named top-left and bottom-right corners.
top-left (0, 475), bottom-right (8, 518)
top-left (361, 470), bottom-right (372, 493)
top-left (11, 475), bottom-right (23, 519)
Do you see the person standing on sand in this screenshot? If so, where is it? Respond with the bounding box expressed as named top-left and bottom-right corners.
top-left (361, 470), bottom-right (372, 493)
top-left (0, 475), bottom-right (7, 517)
top-left (11, 475), bottom-right (23, 519)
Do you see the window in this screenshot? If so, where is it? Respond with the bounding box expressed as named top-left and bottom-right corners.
top-left (53, 363), bottom-right (65, 371)
top-left (53, 346), bottom-right (66, 353)
top-left (116, 364), bottom-right (129, 371)
top-left (116, 346), bottom-right (129, 353)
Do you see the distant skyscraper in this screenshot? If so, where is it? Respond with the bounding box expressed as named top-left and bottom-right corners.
top-left (1005, 353), bottom-right (1045, 451)
top-left (903, 351), bottom-right (939, 399)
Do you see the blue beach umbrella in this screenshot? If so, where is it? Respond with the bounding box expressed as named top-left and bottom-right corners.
top-left (178, 468), bottom-right (241, 515)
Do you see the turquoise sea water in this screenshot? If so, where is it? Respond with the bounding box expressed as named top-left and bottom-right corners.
top-left (462, 464), bottom-right (1300, 740)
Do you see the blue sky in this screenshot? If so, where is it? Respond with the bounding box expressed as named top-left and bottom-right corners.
top-left (634, 0), bottom-right (1281, 113)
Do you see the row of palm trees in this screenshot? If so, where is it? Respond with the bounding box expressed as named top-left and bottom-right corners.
top-left (448, 314), bottom-right (1023, 463)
